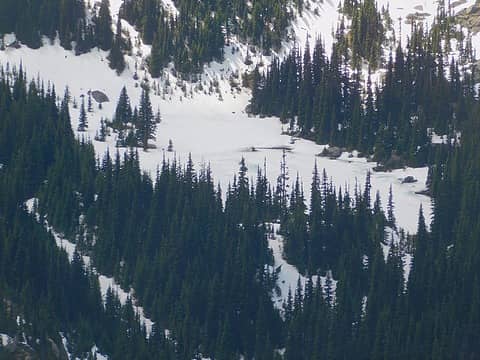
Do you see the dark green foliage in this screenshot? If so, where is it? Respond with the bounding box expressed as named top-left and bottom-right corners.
top-left (250, 20), bottom-right (475, 167)
top-left (0, 67), bottom-right (176, 358)
top-left (0, 0), bottom-right (86, 49)
top-left (78, 97), bottom-right (87, 131)
top-left (113, 86), bottom-right (132, 128)
top-left (121, 0), bottom-right (302, 74)
top-left (136, 87), bottom-right (155, 150)
top-left (110, 87), bottom-right (157, 150)
top-left (108, 17), bottom-right (126, 74)
top-left (94, 0), bottom-right (114, 51)
top-left (341, 0), bottom-right (387, 69)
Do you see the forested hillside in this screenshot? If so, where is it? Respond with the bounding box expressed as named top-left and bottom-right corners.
top-left (1, 0), bottom-right (480, 359)
top-left (0, 0), bottom-right (116, 54)
top-left (122, 0), bottom-right (303, 74)
top-left (249, 1), bottom-right (475, 168)
top-left (2, 63), bottom-right (479, 358)
top-left (0, 68), bottom-right (178, 359)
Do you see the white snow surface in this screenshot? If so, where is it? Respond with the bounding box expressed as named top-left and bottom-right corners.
top-left (2, 0), bottom-right (456, 236)
top-left (0, 333), bottom-right (12, 346)
top-left (1, 37), bottom-right (431, 233)
top-left (377, 0), bottom-right (477, 45)
top-left (267, 223), bottom-right (337, 310)
top-left (25, 199), bottom-right (154, 339)
top-left (430, 130), bottom-right (462, 145)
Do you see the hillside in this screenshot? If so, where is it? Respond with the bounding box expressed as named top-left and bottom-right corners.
top-left (1, 0), bottom-right (480, 359)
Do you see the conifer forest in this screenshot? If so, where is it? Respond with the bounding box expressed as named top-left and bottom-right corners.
top-left (0, 0), bottom-right (480, 359)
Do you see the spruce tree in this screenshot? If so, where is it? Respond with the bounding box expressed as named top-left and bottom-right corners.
top-left (113, 86), bottom-right (132, 128)
top-left (95, 0), bottom-right (113, 51)
top-left (78, 97), bottom-right (88, 131)
top-left (137, 87), bottom-right (155, 150)
top-left (387, 185), bottom-right (396, 228)
top-left (108, 17), bottom-right (126, 75)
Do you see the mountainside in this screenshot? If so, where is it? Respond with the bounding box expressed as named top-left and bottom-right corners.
top-left (1, 0), bottom-right (480, 359)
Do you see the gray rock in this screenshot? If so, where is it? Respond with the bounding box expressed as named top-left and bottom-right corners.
top-left (318, 146), bottom-right (344, 159)
top-left (402, 176), bottom-right (418, 184)
top-left (90, 90), bottom-right (109, 103)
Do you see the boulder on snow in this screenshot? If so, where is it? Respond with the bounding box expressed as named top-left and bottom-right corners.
top-left (405, 12), bottom-right (431, 24)
top-left (402, 176), bottom-right (418, 184)
top-left (90, 90), bottom-right (109, 104)
top-left (318, 146), bottom-right (344, 159)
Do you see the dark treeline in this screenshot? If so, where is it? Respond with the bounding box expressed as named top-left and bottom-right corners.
top-left (281, 102), bottom-right (480, 360)
top-left (0, 67), bottom-right (178, 358)
top-left (0, 0), bottom-right (116, 56)
top-left (0, 0), bottom-right (305, 76)
top-left (249, 11), bottom-right (475, 168)
top-left (0, 0), bottom-right (304, 75)
top-left (249, 1), bottom-right (475, 167)
top-left (1, 62), bottom-right (480, 358)
top-left (121, 0), bottom-right (303, 74)
top-left (38, 141), bottom-right (285, 357)
top-left (341, 0), bottom-right (389, 69)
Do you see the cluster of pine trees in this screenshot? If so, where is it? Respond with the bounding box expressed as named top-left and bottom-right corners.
top-left (0, 0), bottom-right (115, 54)
top-left (0, 0), bottom-right (130, 76)
top-left (37, 144), bottom-right (285, 358)
top-left (278, 101), bottom-right (480, 360)
top-left (121, 0), bottom-right (302, 74)
top-left (0, 67), bottom-right (177, 358)
top-left (0, 0), bottom-right (85, 49)
top-left (103, 86), bottom-right (159, 150)
top-left (340, 0), bottom-right (389, 69)
top-left (249, 15), bottom-right (475, 167)
top-left (2, 57), bottom-right (480, 358)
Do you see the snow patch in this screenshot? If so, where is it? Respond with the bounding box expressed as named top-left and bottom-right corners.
top-left (1, 0), bottom-right (433, 234)
top-left (383, 226), bottom-right (413, 288)
top-left (25, 201), bottom-right (154, 338)
top-left (0, 333), bottom-right (12, 346)
top-left (267, 223), bottom-right (337, 311)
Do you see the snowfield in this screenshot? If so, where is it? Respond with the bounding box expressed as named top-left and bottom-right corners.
top-left (2, 0), bottom-right (470, 233)
top-left (4, 0), bottom-right (477, 352)
top-left (1, 3), bottom-right (477, 231)
top-left (0, 37), bottom-right (431, 233)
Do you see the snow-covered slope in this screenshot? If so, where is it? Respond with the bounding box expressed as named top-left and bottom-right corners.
top-left (267, 223), bottom-right (338, 310)
top-left (1, 0), bottom-right (451, 237)
top-left (0, 46), bottom-right (431, 234)
top-left (378, 0), bottom-right (476, 33)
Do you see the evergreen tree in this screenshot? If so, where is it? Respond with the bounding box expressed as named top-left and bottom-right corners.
top-left (95, 0), bottom-right (113, 51)
top-left (113, 86), bottom-right (132, 128)
top-left (136, 87), bottom-right (155, 150)
top-left (108, 17), bottom-right (126, 75)
top-left (78, 97), bottom-right (88, 131)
